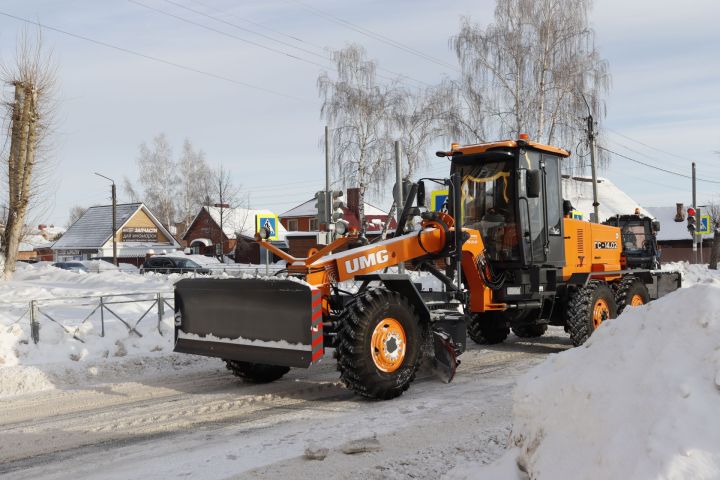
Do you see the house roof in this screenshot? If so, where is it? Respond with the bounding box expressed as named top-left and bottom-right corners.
top-left (280, 198), bottom-right (388, 218)
top-left (562, 176), bottom-right (652, 222)
top-left (645, 206), bottom-right (697, 241)
top-left (52, 203), bottom-right (179, 250)
top-left (191, 206), bottom-right (288, 241)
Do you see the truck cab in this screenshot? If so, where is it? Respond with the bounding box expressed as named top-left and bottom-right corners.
top-left (603, 214), bottom-right (661, 270)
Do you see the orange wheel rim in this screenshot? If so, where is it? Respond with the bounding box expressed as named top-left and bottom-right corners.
top-left (630, 294), bottom-right (644, 307)
top-left (592, 299), bottom-right (609, 329)
top-left (371, 318), bottom-right (406, 373)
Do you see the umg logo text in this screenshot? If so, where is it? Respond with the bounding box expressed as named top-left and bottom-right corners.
top-left (345, 249), bottom-right (390, 274)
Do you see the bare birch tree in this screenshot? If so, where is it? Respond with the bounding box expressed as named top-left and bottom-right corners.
top-left (1, 30), bottom-right (56, 278)
top-left (208, 164), bottom-right (241, 262)
top-left (122, 177), bottom-right (140, 203)
top-left (448, 0), bottom-right (610, 170)
top-left (177, 138), bottom-right (212, 235)
top-left (318, 44), bottom-right (401, 238)
top-left (66, 205), bottom-right (87, 228)
top-left (395, 86), bottom-right (447, 179)
top-left (136, 133), bottom-right (178, 228)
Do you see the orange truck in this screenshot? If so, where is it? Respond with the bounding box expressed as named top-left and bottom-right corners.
top-left (174, 137), bottom-right (681, 399)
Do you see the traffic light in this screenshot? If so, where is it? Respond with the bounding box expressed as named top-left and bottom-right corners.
top-left (687, 207), bottom-right (697, 234)
top-left (315, 190), bottom-right (328, 226)
top-left (331, 191), bottom-right (345, 221)
top-left (330, 191), bottom-right (349, 235)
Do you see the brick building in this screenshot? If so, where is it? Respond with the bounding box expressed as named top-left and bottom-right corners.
top-left (183, 206), bottom-right (287, 264)
top-left (646, 205), bottom-right (714, 263)
top-left (279, 188), bottom-right (395, 257)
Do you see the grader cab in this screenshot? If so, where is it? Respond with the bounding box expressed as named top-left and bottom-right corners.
top-left (174, 137), bottom-right (681, 399)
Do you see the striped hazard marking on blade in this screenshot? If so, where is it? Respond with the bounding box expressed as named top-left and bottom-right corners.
top-left (310, 289), bottom-right (324, 363)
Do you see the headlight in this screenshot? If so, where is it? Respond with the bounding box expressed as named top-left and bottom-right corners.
top-left (335, 220), bottom-right (348, 235)
top-left (506, 286), bottom-right (522, 296)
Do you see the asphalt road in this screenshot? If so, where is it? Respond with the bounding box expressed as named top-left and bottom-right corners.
top-left (0, 329), bottom-right (571, 480)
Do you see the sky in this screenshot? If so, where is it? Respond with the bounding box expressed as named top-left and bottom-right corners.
top-left (0, 0), bottom-right (718, 227)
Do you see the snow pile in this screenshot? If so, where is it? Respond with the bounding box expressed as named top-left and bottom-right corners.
top-left (0, 264), bottom-right (178, 367)
top-left (506, 282), bottom-right (720, 479)
top-left (662, 261), bottom-right (720, 286)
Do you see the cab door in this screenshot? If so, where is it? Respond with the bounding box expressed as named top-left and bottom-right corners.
top-left (517, 150), bottom-right (565, 267)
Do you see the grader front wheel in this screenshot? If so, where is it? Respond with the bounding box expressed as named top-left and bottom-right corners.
top-left (336, 288), bottom-right (423, 400)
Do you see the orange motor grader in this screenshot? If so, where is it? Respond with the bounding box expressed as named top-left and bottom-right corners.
top-left (174, 137), bottom-right (681, 399)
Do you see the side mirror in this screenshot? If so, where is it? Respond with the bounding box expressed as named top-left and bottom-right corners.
top-left (527, 169), bottom-right (541, 198)
top-left (652, 220), bottom-right (661, 232)
top-left (416, 181), bottom-right (426, 207)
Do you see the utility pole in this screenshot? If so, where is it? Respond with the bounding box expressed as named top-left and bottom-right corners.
top-left (95, 173), bottom-right (118, 266)
top-left (583, 95), bottom-right (600, 223)
top-left (395, 140), bottom-right (405, 274)
top-left (325, 125), bottom-right (331, 245)
top-left (692, 162), bottom-right (698, 264)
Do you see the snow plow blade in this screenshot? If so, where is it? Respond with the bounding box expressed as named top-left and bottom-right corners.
top-left (174, 278), bottom-right (323, 368)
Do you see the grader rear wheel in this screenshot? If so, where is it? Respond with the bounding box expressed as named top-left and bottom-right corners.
top-left (336, 288), bottom-right (423, 400)
top-left (467, 311), bottom-right (510, 345)
top-left (614, 275), bottom-right (650, 314)
top-left (566, 281), bottom-right (618, 346)
top-left (512, 323), bottom-right (548, 338)
top-left (224, 360), bottom-right (290, 383)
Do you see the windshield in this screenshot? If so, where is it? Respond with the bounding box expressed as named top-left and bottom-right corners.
top-left (177, 259), bottom-right (201, 268)
top-left (458, 160), bottom-right (519, 262)
top-left (621, 223), bottom-right (648, 254)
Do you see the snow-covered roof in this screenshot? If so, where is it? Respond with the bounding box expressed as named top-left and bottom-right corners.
top-left (562, 176), bottom-right (651, 222)
top-left (645, 206), bottom-right (695, 241)
top-left (280, 198), bottom-right (388, 217)
top-left (52, 203), bottom-right (141, 249)
top-left (204, 206), bottom-right (287, 241)
top-left (22, 234), bottom-right (53, 249)
top-left (52, 203), bottom-right (178, 250)
top-left (279, 198), bottom-right (316, 217)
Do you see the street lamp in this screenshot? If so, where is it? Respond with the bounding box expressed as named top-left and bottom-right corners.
top-left (94, 172), bottom-right (117, 266)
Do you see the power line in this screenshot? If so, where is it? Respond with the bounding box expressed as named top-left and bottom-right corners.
top-left (158, 0), bottom-right (432, 88)
top-left (284, 0), bottom-right (460, 74)
top-left (0, 9), bottom-right (300, 100)
top-left (129, 0), bottom-right (332, 70)
top-left (163, 0), bottom-right (329, 62)
top-left (187, 0), bottom-right (328, 52)
top-left (605, 128), bottom-right (706, 165)
top-left (598, 145), bottom-right (720, 184)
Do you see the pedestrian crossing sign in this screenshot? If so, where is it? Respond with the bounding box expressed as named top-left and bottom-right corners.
top-left (256, 214), bottom-right (279, 241)
top-left (431, 190), bottom-right (449, 212)
top-left (699, 215), bottom-right (712, 235)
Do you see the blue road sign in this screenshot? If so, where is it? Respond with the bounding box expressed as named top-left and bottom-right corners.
top-left (256, 214), bottom-right (279, 241)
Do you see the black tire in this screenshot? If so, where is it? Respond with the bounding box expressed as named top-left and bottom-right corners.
top-left (336, 288), bottom-right (423, 400)
top-left (467, 312), bottom-right (510, 345)
top-left (566, 281), bottom-right (617, 347)
top-left (224, 360), bottom-right (290, 383)
top-left (614, 276), bottom-right (650, 315)
top-left (512, 323), bottom-right (548, 338)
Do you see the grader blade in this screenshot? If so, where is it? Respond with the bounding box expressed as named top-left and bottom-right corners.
top-left (174, 278), bottom-right (324, 368)
top-left (431, 330), bottom-right (460, 383)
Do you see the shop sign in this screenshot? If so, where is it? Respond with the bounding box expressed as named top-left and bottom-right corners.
top-left (122, 227), bottom-right (158, 242)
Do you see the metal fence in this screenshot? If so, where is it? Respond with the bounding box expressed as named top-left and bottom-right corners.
top-left (1, 291), bottom-right (174, 344)
top-left (138, 264), bottom-right (284, 277)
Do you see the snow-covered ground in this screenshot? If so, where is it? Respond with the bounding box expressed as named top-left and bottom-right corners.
top-left (450, 262), bottom-right (720, 479)
top-left (1, 261), bottom-right (718, 479)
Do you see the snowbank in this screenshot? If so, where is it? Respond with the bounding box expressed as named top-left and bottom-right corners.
top-left (0, 264), bottom-right (181, 385)
top-left (507, 279), bottom-right (720, 478)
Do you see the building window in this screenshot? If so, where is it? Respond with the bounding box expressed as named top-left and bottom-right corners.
top-left (309, 218), bottom-right (319, 231)
top-left (288, 219), bottom-right (298, 231)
